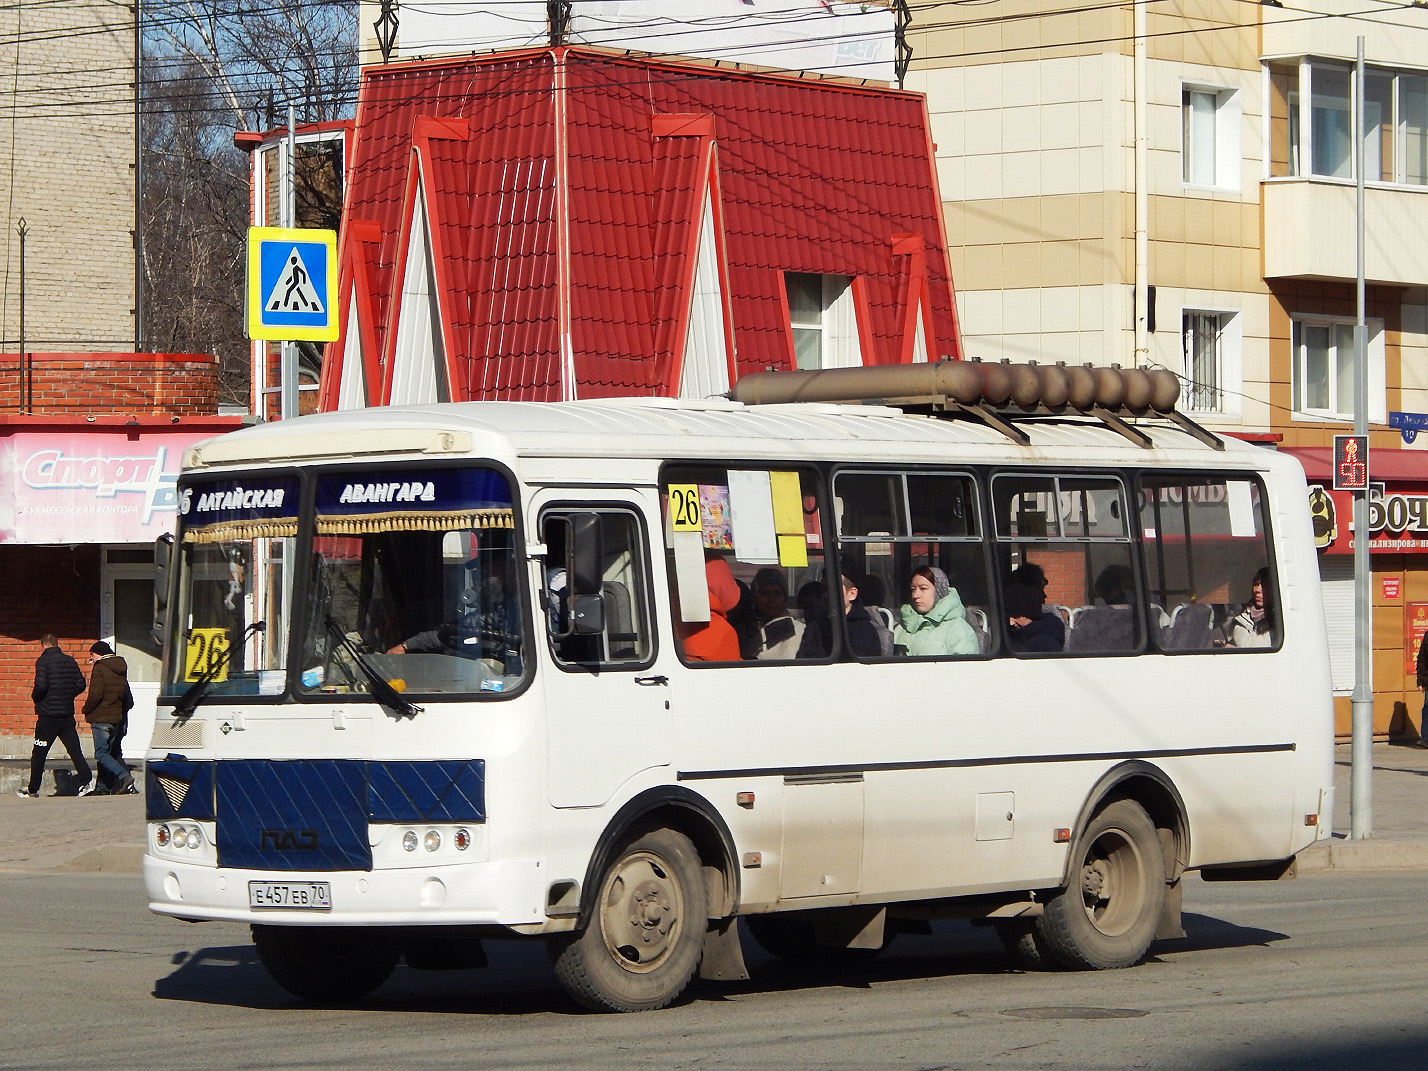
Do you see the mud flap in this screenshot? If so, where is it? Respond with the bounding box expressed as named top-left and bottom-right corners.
top-left (699, 917), bottom-right (750, 981)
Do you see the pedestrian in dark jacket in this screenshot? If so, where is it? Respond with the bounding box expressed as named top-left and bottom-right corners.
top-left (82, 641), bottom-right (136, 794)
top-left (17, 634), bottom-right (93, 798)
top-left (1417, 630), bottom-right (1428, 747)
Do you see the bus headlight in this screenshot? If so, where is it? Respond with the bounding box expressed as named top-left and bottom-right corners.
top-left (423, 830), bottom-right (441, 852)
top-left (402, 830), bottom-right (419, 852)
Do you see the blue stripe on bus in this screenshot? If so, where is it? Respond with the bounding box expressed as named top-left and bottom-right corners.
top-left (145, 758), bottom-right (487, 872)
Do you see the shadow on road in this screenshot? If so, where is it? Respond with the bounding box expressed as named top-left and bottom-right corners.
top-left (151, 910), bottom-right (1289, 1016)
top-left (1153, 910), bottom-right (1289, 956)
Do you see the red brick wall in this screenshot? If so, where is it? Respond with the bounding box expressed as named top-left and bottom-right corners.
top-left (0, 352), bottom-right (218, 415)
top-left (0, 545), bottom-right (102, 741)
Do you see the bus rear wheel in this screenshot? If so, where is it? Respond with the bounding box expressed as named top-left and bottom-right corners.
top-left (550, 828), bottom-right (707, 1012)
top-left (251, 924), bottom-right (400, 1003)
top-left (1035, 799), bottom-right (1165, 970)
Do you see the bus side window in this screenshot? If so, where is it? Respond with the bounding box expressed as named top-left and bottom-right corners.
top-left (1138, 474), bottom-right (1279, 653)
top-left (835, 469), bottom-right (989, 660)
top-left (993, 473), bottom-right (1138, 655)
top-left (664, 466), bottom-right (831, 664)
top-left (541, 509), bottom-right (655, 669)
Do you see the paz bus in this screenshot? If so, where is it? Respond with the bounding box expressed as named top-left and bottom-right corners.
top-left (144, 361), bottom-right (1333, 1012)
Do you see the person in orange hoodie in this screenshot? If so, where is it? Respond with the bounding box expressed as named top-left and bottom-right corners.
top-left (682, 557), bottom-right (742, 662)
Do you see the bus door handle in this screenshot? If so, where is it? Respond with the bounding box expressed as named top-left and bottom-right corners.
top-left (634, 675), bottom-right (669, 687)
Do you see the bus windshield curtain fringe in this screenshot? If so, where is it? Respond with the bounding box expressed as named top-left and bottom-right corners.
top-left (182, 520), bottom-right (299, 543)
top-left (314, 508), bottom-right (515, 535)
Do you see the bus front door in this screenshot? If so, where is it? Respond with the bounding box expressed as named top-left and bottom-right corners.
top-left (538, 498), bottom-right (672, 809)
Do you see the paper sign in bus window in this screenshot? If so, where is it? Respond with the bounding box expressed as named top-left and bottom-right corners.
top-left (699, 485), bottom-right (733, 549)
top-left (727, 470), bottom-right (777, 564)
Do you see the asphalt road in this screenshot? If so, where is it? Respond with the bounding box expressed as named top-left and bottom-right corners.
top-left (3, 868), bottom-right (1425, 1071)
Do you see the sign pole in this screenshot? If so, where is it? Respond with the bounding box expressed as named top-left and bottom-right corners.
top-left (1350, 36), bottom-right (1373, 839)
top-left (281, 104), bottom-right (299, 421)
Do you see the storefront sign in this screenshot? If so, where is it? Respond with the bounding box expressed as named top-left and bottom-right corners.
top-left (1384, 576), bottom-right (1402, 601)
top-left (1314, 483), bottom-right (1428, 555)
top-left (1408, 603), bottom-right (1428, 677)
top-left (1, 429), bottom-right (218, 544)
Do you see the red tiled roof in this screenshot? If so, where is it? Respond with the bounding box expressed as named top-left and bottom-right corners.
top-left (333, 47), bottom-right (961, 404)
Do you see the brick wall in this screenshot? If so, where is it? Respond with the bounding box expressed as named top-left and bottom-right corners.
top-left (0, 2), bottom-right (135, 353)
top-left (0, 352), bottom-right (219, 415)
top-left (0, 545), bottom-right (101, 742)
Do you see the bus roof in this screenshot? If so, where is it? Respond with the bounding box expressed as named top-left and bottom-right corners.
top-left (184, 397), bottom-right (1299, 478)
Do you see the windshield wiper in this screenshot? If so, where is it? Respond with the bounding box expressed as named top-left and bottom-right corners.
top-left (171, 620), bottom-right (266, 719)
top-left (325, 616), bottom-right (424, 718)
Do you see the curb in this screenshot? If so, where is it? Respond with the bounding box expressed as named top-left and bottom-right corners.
top-left (49, 844), bottom-right (145, 875)
top-left (1295, 838), bottom-right (1428, 872)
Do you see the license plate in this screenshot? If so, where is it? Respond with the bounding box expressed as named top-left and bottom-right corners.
top-left (248, 881), bottom-right (332, 910)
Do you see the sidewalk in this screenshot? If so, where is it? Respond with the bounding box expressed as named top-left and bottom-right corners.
top-left (0, 743), bottom-right (1426, 875)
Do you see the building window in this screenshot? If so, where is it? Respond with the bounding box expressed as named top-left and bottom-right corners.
top-left (1268, 60), bottom-right (1428, 186)
top-left (1181, 310), bottom-right (1237, 414)
top-left (1291, 315), bottom-right (1385, 422)
top-left (785, 272), bottom-right (858, 369)
top-left (1182, 85), bottom-right (1240, 189)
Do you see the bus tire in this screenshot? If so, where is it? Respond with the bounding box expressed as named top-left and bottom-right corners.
top-left (250, 924), bottom-right (399, 1003)
top-left (1035, 799), bottom-right (1165, 970)
top-left (550, 828), bottom-right (707, 1012)
top-left (993, 919), bottom-right (1054, 971)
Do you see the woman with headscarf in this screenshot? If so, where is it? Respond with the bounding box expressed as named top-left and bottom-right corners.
top-left (892, 566), bottom-right (979, 657)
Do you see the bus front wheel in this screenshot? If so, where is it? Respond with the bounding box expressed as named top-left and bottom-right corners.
top-left (251, 924), bottom-right (400, 1003)
top-left (1035, 799), bottom-right (1165, 970)
top-left (550, 828), bottom-right (707, 1012)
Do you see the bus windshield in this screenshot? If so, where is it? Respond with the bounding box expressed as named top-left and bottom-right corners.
top-left (164, 474), bottom-right (300, 698)
top-left (298, 467), bottom-right (525, 698)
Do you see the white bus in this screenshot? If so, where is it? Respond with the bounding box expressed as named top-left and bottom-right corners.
top-left (144, 362), bottom-right (1334, 1012)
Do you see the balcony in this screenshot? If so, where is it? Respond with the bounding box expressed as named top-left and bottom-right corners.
top-left (1263, 179), bottom-right (1428, 284)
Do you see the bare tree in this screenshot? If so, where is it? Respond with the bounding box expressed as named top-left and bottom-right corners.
top-left (141, 0), bottom-right (355, 406)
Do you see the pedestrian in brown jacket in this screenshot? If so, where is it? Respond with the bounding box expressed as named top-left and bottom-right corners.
top-left (82, 641), bottom-right (136, 794)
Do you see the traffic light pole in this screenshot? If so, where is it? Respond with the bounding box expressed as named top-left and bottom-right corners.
top-left (1350, 37), bottom-right (1373, 839)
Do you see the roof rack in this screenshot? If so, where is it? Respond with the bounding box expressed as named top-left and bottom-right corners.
top-left (727, 359), bottom-right (1223, 451)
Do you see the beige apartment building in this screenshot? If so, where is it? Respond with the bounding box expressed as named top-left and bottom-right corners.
top-left (907, 0), bottom-right (1428, 737)
top-left (0, 0), bottom-right (136, 356)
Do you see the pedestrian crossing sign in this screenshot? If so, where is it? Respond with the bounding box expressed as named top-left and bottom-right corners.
top-left (246, 226), bottom-right (338, 341)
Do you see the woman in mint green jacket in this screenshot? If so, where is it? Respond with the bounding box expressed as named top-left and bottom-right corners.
top-left (893, 566), bottom-right (979, 657)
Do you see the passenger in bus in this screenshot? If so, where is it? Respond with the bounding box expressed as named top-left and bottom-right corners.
top-left (839, 573), bottom-right (886, 658)
top-left (892, 566), bottom-right (979, 657)
top-left (735, 567), bottom-right (820, 659)
top-left (1093, 563), bottom-right (1134, 605)
top-left (1010, 562), bottom-right (1048, 597)
top-left (682, 557), bottom-right (742, 662)
top-left (1005, 582), bottom-right (1065, 653)
top-left (797, 581), bottom-right (832, 657)
top-left (1226, 567), bottom-right (1275, 648)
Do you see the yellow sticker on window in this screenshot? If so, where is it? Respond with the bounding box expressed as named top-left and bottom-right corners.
top-left (668, 484), bottom-right (702, 531)
top-left (770, 471), bottom-right (803, 534)
top-left (777, 533), bottom-right (808, 568)
top-left (184, 628), bottom-right (231, 683)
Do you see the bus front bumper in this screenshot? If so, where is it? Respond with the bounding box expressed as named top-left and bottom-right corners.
top-left (143, 853), bottom-right (550, 928)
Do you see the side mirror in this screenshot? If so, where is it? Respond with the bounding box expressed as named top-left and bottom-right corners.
top-left (567, 513), bottom-right (604, 597)
top-left (152, 533), bottom-right (173, 646)
top-left (570, 594), bottom-right (605, 636)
